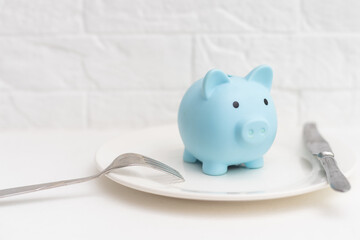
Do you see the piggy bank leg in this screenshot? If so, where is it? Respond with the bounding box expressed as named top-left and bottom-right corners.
top-left (183, 149), bottom-right (197, 163)
top-left (244, 158), bottom-right (264, 169)
top-left (202, 162), bottom-right (228, 176)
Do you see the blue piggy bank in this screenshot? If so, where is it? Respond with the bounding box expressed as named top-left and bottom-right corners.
top-left (178, 65), bottom-right (277, 176)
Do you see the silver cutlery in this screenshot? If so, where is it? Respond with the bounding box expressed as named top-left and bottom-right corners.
top-left (0, 153), bottom-right (184, 199)
top-left (303, 123), bottom-right (351, 192)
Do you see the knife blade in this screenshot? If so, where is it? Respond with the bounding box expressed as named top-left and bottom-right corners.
top-left (303, 122), bottom-right (351, 192)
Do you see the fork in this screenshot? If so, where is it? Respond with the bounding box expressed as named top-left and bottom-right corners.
top-left (0, 153), bottom-right (184, 199)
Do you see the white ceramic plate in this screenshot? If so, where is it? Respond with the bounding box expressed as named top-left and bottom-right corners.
top-left (95, 125), bottom-right (356, 201)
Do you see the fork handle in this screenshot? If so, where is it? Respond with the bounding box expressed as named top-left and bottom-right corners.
top-left (0, 174), bottom-right (99, 199)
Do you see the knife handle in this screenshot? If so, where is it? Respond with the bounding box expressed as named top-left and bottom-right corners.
top-left (317, 155), bottom-right (351, 192)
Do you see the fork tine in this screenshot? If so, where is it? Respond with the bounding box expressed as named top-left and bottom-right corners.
top-left (143, 157), bottom-right (180, 174)
top-left (110, 153), bottom-right (185, 182)
top-left (143, 157), bottom-right (184, 181)
top-left (144, 163), bottom-right (182, 179)
top-left (145, 161), bottom-right (183, 179)
top-left (143, 157), bottom-right (177, 172)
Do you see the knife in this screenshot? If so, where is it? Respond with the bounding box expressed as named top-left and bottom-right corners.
top-left (303, 122), bottom-right (351, 192)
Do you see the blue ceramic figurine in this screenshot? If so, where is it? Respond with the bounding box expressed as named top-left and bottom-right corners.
top-left (178, 65), bottom-right (277, 176)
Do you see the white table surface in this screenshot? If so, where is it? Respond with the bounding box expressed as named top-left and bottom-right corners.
top-left (0, 126), bottom-right (359, 240)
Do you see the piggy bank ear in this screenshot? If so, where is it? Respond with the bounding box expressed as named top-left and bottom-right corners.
top-left (245, 65), bottom-right (273, 90)
top-left (202, 69), bottom-right (230, 99)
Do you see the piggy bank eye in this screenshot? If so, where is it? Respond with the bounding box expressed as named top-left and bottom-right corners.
top-left (233, 101), bottom-right (239, 108)
top-left (264, 98), bottom-right (268, 105)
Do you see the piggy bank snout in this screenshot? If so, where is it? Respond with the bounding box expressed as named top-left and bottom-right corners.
top-left (239, 120), bottom-right (270, 144)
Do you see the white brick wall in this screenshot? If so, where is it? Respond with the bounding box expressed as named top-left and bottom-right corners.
top-left (0, 0), bottom-right (359, 129)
